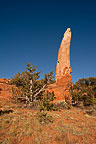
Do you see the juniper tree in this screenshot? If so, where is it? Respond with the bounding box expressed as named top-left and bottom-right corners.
top-left (10, 63), bottom-right (55, 104)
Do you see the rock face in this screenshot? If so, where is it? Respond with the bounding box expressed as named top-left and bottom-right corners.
top-left (46, 28), bottom-right (72, 102)
top-left (0, 78), bottom-right (12, 101)
top-left (55, 28), bottom-right (72, 82)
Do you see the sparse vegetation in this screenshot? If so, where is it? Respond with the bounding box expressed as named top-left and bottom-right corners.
top-left (54, 101), bottom-right (72, 110)
top-left (71, 77), bottom-right (96, 107)
top-left (36, 111), bottom-right (54, 124)
top-left (0, 63), bottom-right (96, 144)
top-left (9, 63), bottom-right (55, 106)
top-left (0, 101), bottom-right (96, 144)
top-left (39, 91), bottom-right (57, 111)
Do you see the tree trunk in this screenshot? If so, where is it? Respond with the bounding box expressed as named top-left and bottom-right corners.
top-left (30, 79), bottom-right (33, 102)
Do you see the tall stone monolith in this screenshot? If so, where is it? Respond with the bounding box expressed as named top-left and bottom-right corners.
top-left (45, 28), bottom-right (72, 102)
top-left (55, 28), bottom-right (72, 83)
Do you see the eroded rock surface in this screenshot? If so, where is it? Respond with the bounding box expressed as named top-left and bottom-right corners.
top-left (55, 28), bottom-right (72, 82)
top-left (0, 78), bottom-right (12, 100)
top-left (47, 28), bottom-right (72, 102)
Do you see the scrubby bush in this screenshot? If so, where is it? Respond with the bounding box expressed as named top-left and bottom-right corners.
top-left (71, 77), bottom-right (96, 107)
top-left (39, 91), bottom-right (57, 111)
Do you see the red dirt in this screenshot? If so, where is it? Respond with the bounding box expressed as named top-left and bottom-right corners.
top-left (0, 78), bottom-right (96, 144)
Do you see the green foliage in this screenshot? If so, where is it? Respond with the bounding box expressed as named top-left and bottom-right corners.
top-left (10, 63), bottom-right (41, 103)
top-left (39, 91), bottom-right (56, 111)
top-left (9, 63), bottom-right (55, 105)
top-left (75, 77), bottom-right (96, 87)
top-left (10, 63), bottom-right (40, 87)
top-left (72, 77), bottom-right (96, 106)
top-left (44, 71), bottom-right (55, 84)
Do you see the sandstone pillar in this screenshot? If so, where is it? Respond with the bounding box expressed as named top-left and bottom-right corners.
top-left (55, 28), bottom-right (72, 82)
top-left (45, 28), bottom-right (72, 102)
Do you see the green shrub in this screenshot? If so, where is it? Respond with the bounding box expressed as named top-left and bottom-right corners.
top-left (39, 91), bottom-right (56, 111)
top-left (71, 77), bottom-right (96, 107)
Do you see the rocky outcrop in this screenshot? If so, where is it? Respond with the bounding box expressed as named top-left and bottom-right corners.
top-left (46, 28), bottom-right (72, 102)
top-left (0, 78), bottom-right (12, 100)
top-left (55, 28), bottom-right (72, 82)
top-left (0, 78), bottom-right (9, 84)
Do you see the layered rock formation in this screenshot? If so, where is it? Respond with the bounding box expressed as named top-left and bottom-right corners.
top-left (47, 28), bottom-right (72, 102)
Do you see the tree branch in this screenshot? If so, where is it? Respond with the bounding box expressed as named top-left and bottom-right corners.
top-left (34, 84), bottom-right (47, 99)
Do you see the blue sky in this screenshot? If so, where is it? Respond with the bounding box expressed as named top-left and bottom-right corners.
top-left (0, 0), bottom-right (96, 83)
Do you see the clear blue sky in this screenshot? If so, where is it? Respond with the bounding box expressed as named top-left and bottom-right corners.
top-left (0, 0), bottom-right (96, 83)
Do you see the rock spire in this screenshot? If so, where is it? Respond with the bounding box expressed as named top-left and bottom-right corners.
top-left (55, 28), bottom-right (72, 82)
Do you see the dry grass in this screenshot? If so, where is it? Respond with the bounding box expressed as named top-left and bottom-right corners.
top-left (0, 101), bottom-right (96, 144)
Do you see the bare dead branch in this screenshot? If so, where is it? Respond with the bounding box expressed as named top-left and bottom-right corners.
top-left (34, 84), bottom-right (47, 99)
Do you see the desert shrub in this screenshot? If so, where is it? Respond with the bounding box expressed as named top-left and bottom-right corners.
top-left (36, 91), bottom-right (56, 124)
top-left (36, 111), bottom-right (54, 124)
top-left (71, 77), bottom-right (96, 107)
top-left (39, 91), bottom-right (57, 111)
